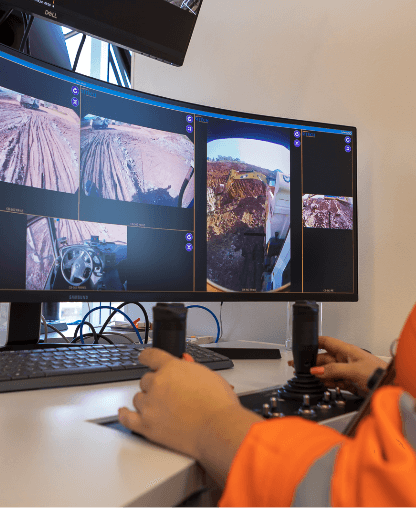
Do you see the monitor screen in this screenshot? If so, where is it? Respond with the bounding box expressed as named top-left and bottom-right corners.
top-left (1, 0), bottom-right (204, 66)
top-left (0, 45), bottom-right (357, 304)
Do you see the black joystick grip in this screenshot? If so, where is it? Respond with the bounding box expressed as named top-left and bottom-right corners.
top-left (152, 303), bottom-right (187, 358)
top-left (292, 300), bottom-right (319, 374)
top-left (278, 300), bottom-right (325, 403)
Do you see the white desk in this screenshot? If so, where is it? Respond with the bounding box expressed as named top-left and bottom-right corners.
top-left (0, 344), bottom-right (390, 507)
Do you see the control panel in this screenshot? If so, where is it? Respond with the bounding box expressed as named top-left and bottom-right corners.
top-left (239, 386), bottom-right (364, 423)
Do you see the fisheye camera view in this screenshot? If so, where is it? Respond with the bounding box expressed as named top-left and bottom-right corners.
top-left (0, 86), bottom-right (79, 194)
top-left (302, 194), bottom-right (353, 229)
top-left (81, 116), bottom-right (194, 208)
top-left (26, 217), bottom-right (128, 291)
top-left (207, 134), bottom-right (290, 293)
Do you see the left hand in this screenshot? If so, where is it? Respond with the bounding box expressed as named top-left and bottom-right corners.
top-left (118, 348), bottom-right (241, 459)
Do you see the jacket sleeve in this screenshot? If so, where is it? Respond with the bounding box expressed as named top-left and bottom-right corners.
top-left (218, 415), bottom-right (348, 507)
top-left (331, 386), bottom-right (416, 507)
top-left (219, 386), bottom-right (416, 507)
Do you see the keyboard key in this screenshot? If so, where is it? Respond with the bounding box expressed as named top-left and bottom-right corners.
top-left (122, 362), bottom-right (143, 369)
top-left (11, 372), bottom-right (29, 379)
top-left (108, 363), bottom-right (125, 370)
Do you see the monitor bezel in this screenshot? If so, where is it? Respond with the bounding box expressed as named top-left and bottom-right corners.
top-left (0, 0), bottom-right (204, 66)
top-left (0, 43), bottom-right (358, 303)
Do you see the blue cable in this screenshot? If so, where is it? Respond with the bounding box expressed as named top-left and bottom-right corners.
top-left (185, 305), bottom-right (221, 343)
top-left (79, 306), bottom-right (143, 345)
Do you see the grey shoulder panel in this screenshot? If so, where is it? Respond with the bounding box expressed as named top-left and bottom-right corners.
top-left (291, 443), bottom-right (342, 507)
top-left (292, 392), bottom-right (416, 507)
top-left (399, 391), bottom-right (416, 452)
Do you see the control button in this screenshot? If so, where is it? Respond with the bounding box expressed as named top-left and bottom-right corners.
top-left (186, 115), bottom-right (193, 123)
top-left (298, 394), bottom-right (316, 417)
top-left (71, 97), bottom-right (79, 107)
top-left (262, 403), bottom-right (271, 417)
top-left (294, 139), bottom-right (301, 148)
top-left (186, 125), bottom-right (193, 133)
top-left (317, 390), bottom-right (332, 410)
top-left (269, 397), bottom-right (285, 418)
top-left (335, 387), bottom-right (346, 407)
top-left (71, 86), bottom-right (79, 95)
top-left (185, 243), bottom-right (193, 252)
top-left (294, 130), bottom-right (301, 138)
top-left (345, 145), bottom-right (352, 153)
top-left (185, 233), bottom-right (193, 241)
top-left (344, 136), bottom-right (351, 143)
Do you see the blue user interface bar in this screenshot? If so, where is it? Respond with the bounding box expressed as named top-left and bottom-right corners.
top-left (0, 50), bottom-right (353, 136)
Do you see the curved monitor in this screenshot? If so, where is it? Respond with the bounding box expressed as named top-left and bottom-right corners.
top-left (0, 44), bottom-right (357, 304)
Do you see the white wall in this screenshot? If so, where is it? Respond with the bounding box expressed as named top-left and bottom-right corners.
top-left (131, 0), bottom-right (416, 356)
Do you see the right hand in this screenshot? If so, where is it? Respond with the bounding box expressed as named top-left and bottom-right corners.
top-left (287, 336), bottom-right (389, 396)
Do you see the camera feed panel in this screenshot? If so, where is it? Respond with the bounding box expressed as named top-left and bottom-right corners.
top-left (302, 195), bottom-right (353, 230)
top-left (0, 85), bottom-right (79, 219)
top-left (80, 114), bottom-right (195, 229)
top-left (206, 124), bottom-right (291, 294)
top-left (26, 217), bottom-right (128, 291)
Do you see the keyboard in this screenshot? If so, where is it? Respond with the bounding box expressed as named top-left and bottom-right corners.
top-left (0, 343), bottom-right (234, 393)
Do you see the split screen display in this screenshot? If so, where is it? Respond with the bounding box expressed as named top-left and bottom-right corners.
top-left (0, 50), bottom-right (356, 296)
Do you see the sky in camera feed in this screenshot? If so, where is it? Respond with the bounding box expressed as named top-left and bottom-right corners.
top-left (207, 138), bottom-right (290, 174)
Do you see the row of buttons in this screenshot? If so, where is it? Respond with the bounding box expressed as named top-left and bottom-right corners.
top-left (260, 387), bottom-right (347, 418)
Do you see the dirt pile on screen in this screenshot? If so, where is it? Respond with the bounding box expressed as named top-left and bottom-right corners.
top-left (207, 161), bottom-right (267, 291)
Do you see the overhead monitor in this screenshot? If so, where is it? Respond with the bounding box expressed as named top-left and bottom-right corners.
top-left (0, 44), bottom-right (357, 307)
top-left (1, 0), bottom-right (204, 66)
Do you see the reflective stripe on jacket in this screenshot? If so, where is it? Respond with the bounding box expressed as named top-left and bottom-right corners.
top-left (218, 386), bottom-right (416, 507)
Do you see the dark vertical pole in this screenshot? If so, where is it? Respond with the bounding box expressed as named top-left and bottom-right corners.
top-left (42, 302), bottom-right (60, 321)
top-left (6, 302), bottom-right (42, 346)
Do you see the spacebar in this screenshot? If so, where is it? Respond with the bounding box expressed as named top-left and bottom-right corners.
top-left (42, 366), bottom-right (111, 376)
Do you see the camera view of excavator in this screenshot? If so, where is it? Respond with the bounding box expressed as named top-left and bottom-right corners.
top-left (26, 217), bottom-right (128, 291)
top-left (207, 137), bottom-right (290, 293)
top-left (0, 86), bottom-right (79, 193)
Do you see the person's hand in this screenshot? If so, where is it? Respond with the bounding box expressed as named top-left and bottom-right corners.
top-left (287, 336), bottom-right (389, 396)
top-left (118, 348), bottom-right (241, 459)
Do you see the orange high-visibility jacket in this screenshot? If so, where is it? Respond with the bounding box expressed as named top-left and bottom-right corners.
top-left (219, 385), bottom-right (416, 507)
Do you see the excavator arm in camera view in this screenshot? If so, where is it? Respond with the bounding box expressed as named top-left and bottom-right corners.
top-left (224, 168), bottom-right (269, 194)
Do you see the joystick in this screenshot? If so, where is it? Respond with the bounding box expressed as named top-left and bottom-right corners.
top-left (152, 303), bottom-right (187, 357)
top-left (238, 301), bottom-right (365, 423)
top-left (278, 301), bottom-right (327, 404)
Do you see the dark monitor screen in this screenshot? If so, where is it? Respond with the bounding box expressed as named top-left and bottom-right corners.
top-left (1, 0), bottom-right (204, 66)
top-left (0, 45), bottom-right (357, 304)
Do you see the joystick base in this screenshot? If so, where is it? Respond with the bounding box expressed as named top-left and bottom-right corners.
top-left (278, 373), bottom-right (327, 404)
